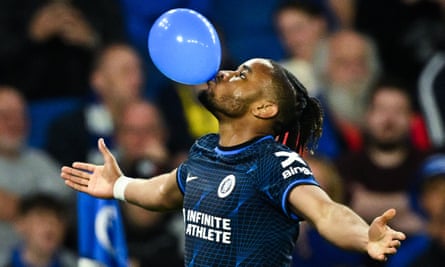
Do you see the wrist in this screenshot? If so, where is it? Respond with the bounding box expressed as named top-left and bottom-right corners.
top-left (113, 175), bottom-right (132, 201)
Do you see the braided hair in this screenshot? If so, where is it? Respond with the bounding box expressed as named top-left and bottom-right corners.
top-left (268, 60), bottom-right (323, 154)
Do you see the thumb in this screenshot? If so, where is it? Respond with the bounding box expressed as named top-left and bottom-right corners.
top-left (98, 138), bottom-right (114, 162)
top-left (369, 208), bottom-right (396, 242)
top-left (377, 208), bottom-right (396, 226)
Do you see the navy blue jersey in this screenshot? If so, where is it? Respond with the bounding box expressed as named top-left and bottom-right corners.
top-left (177, 134), bottom-right (319, 266)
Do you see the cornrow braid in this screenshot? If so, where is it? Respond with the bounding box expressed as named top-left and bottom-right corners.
top-left (270, 61), bottom-right (324, 154)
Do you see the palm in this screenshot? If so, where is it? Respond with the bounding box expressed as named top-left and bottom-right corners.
top-left (61, 138), bottom-right (123, 199)
top-left (86, 165), bottom-right (114, 198)
top-left (367, 209), bottom-right (406, 261)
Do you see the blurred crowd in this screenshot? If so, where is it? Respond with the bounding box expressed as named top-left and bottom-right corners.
top-left (0, 0), bottom-right (444, 266)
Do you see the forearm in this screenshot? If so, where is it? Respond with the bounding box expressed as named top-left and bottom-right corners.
top-left (290, 185), bottom-right (370, 252)
top-left (291, 185), bottom-right (404, 261)
top-left (119, 169), bottom-right (183, 212)
top-left (315, 201), bottom-right (369, 252)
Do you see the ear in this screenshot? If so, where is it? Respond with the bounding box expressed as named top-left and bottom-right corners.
top-left (90, 70), bottom-right (105, 95)
top-left (252, 100), bottom-right (278, 119)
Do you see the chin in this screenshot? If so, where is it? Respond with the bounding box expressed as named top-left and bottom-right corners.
top-left (198, 89), bottom-right (211, 106)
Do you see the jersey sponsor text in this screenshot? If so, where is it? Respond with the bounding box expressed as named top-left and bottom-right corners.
top-left (184, 209), bottom-right (232, 244)
top-left (281, 166), bottom-right (312, 179)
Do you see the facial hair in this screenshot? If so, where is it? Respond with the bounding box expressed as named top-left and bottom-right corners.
top-left (363, 132), bottom-right (410, 152)
top-left (198, 89), bottom-right (217, 116)
top-left (198, 89), bottom-right (248, 119)
top-left (325, 80), bottom-right (371, 126)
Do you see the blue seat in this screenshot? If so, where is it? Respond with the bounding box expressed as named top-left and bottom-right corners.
top-left (27, 97), bottom-right (83, 149)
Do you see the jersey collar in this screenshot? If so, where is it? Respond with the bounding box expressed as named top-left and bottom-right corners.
top-left (214, 135), bottom-right (274, 155)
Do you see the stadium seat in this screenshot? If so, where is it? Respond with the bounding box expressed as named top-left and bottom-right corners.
top-left (27, 97), bottom-right (83, 149)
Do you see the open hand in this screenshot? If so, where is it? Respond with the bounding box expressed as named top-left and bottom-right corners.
top-left (59, 5), bottom-right (98, 48)
top-left (367, 209), bottom-right (406, 261)
top-left (60, 138), bottom-right (122, 198)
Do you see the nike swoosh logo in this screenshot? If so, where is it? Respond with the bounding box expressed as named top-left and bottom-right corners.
top-left (186, 176), bottom-right (199, 183)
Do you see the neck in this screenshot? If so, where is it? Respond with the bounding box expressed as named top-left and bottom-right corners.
top-left (218, 120), bottom-right (272, 147)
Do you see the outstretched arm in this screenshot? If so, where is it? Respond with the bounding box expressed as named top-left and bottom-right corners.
top-left (60, 138), bottom-right (183, 211)
top-left (288, 185), bottom-right (406, 261)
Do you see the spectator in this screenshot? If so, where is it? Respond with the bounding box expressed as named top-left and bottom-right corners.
top-left (45, 43), bottom-right (143, 167)
top-left (312, 29), bottom-right (381, 157)
top-left (274, 0), bottom-right (329, 95)
top-left (0, 0), bottom-right (126, 100)
top-left (0, 86), bottom-right (74, 266)
top-left (385, 153), bottom-right (445, 267)
top-left (407, 153), bottom-right (445, 266)
top-left (335, 79), bottom-right (430, 266)
top-left (115, 99), bottom-right (174, 178)
top-left (44, 42), bottom-right (144, 262)
top-left (292, 155), bottom-right (365, 267)
top-left (114, 100), bottom-right (183, 267)
top-left (6, 193), bottom-right (77, 267)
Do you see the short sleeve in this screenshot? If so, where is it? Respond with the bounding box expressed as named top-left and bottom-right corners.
top-left (176, 163), bottom-right (188, 194)
top-left (255, 150), bottom-right (319, 220)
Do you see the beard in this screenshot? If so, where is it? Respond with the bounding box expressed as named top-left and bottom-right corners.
top-left (198, 89), bottom-right (214, 113)
top-left (324, 79), bottom-right (372, 126)
top-left (363, 132), bottom-right (410, 151)
top-left (198, 89), bottom-right (248, 119)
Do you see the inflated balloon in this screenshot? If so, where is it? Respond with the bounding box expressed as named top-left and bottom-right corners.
top-left (148, 8), bottom-right (222, 85)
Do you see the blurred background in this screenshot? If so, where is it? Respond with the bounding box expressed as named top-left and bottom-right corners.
top-left (0, 0), bottom-right (444, 266)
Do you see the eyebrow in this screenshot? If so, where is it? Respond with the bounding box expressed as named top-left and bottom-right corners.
top-left (241, 64), bottom-right (252, 73)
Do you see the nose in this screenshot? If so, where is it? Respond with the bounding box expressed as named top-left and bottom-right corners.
top-left (216, 71), bottom-right (226, 82)
top-left (216, 70), bottom-right (234, 82)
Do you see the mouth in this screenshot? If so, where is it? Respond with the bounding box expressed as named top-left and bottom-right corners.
top-left (207, 79), bottom-right (216, 90)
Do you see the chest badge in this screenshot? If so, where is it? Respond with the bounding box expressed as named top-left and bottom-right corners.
top-left (218, 174), bottom-right (236, 198)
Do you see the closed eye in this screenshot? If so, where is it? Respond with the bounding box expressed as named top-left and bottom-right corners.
top-left (230, 64), bottom-right (251, 81)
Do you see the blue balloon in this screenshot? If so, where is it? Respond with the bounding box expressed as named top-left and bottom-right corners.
top-left (148, 8), bottom-right (222, 85)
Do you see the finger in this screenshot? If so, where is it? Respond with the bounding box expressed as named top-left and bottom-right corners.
top-left (71, 162), bottom-right (96, 172)
top-left (61, 166), bottom-right (91, 180)
top-left (393, 230), bottom-right (406, 241)
top-left (389, 240), bottom-right (401, 248)
top-left (61, 166), bottom-right (83, 180)
top-left (61, 166), bottom-right (72, 175)
top-left (98, 138), bottom-right (115, 162)
top-left (378, 208), bottom-right (396, 225)
top-left (384, 247), bottom-right (397, 255)
top-left (67, 175), bottom-right (90, 186)
top-left (374, 253), bottom-right (386, 261)
top-left (60, 172), bottom-right (87, 187)
top-left (60, 171), bottom-right (71, 182)
top-left (65, 179), bottom-right (88, 192)
top-left (61, 165), bottom-right (91, 187)
top-left (61, 172), bottom-right (89, 187)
